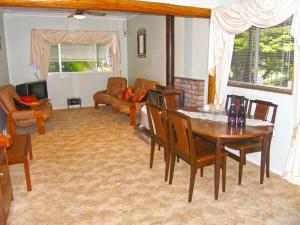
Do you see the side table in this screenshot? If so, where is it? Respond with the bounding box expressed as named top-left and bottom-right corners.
top-left (67, 97), bottom-right (82, 109)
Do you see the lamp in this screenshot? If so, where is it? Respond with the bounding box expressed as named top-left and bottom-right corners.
top-left (74, 14), bottom-right (86, 20)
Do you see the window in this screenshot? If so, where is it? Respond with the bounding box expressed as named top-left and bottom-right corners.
top-left (48, 43), bottom-right (113, 73)
top-left (230, 17), bottom-right (294, 92)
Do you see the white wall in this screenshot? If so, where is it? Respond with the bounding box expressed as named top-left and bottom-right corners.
top-left (175, 17), bottom-right (210, 103)
top-left (0, 13), bottom-right (9, 87)
top-left (4, 14), bottom-right (128, 109)
top-left (127, 15), bottom-right (166, 85)
top-left (127, 15), bottom-right (210, 93)
top-left (227, 86), bottom-right (293, 175)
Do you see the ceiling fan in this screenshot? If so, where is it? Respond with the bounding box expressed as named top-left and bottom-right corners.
top-left (67, 9), bottom-right (106, 20)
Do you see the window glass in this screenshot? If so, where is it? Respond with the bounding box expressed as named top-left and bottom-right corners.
top-left (48, 45), bottom-right (59, 72)
top-left (230, 16), bottom-right (294, 91)
top-left (48, 43), bottom-right (113, 73)
top-left (61, 43), bottom-right (96, 72)
top-left (97, 45), bottom-right (113, 72)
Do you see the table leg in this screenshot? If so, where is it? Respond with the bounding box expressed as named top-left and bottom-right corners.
top-left (266, 132), bottom-right (272, 178)
top-left (214, 138), bottom-right (221, 200)
top-left (260, 134), bottom-right (268, 184)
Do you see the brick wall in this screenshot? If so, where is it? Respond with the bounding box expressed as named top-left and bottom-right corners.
top-left (174, 77), bottom-right (205, 107)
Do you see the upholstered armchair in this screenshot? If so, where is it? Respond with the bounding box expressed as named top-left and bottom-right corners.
top-left (93, 77), bottom-right (127, 109)
top-left (0, 84), bottom-right (52, 136)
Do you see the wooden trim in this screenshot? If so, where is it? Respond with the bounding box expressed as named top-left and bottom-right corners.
top-left (228, 81), bottom-right (292, 95)
top-left (166, 15), bottom-right (174, 86)
top-left (208, 75), bottom-right (215, 103)
top-left (0, 0), bottom-right (211, 18)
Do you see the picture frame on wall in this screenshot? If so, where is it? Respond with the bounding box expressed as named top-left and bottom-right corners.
top-left (137, 28), bottom-right (146, 58)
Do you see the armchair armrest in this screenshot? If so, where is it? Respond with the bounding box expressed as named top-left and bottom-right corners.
top-left (10, 110), bottom-right (45, 135)
top-left (11, 110), bottom-right (35, 120)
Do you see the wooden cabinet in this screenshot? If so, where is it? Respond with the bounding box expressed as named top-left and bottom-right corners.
top-left (0, 147), bottom-right (13, 225)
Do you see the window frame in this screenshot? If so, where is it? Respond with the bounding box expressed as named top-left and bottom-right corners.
top-left (228, 80), bottom-right (292, 95)
top-left (48, 43), bottom-right (114, 74)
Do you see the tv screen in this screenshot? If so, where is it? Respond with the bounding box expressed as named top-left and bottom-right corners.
top-left (27, 81), bottom-right (48, 100)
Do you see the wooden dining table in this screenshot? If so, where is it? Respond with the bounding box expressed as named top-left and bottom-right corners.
top-left (183, 108), bottom-right (274, 200)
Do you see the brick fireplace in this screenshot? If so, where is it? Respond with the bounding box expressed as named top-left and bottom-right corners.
top-left (174, 77), bottom-right (205, 107)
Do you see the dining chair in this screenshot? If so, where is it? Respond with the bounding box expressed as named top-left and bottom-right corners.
top-left (167, 110), bottom-right (227, 202)
top-left (6, 134), bottom-right (33, 191)
top-left (224, 99), bottom-right (278, 185)
top-left (225, 94), bottom-right (249, 114)
top-left (163, 94), bottom-right (177, 110)
top-left (146, 102), bottom-right (170, 182)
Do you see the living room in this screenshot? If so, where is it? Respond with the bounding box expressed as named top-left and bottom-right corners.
top-left (0, 0), bottom-right (299, 224)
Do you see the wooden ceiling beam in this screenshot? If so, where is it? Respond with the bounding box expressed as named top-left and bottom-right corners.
top-left (0, 0), bottom-right (211, 18)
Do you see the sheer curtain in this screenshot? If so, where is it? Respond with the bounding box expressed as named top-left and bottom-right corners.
top-left (208, 0), bottom-right (300, 184)
top-left (30, 30), bottom-right (121, 80)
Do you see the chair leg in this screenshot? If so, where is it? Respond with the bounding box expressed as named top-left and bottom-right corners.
top-left (200, 167), bottom-right (204, 177)
top-left (94, 102), bottom-right (98, 109)
top-left (28, 136), bottom-right (33, 160)
top-left (188, 168), bottom-right (197, 202)
top-left (24, 158), bottom-right (32, 191)
top-left (163, 147), bottom-right (167, 162)
top-left (177, 156), bottom-right (180, 163)
top-left (222, 157), bottom-right (227, 192)
top-left (164, 147), bottom-right (170, 182)
top-left (169, 152), bottom-right (176, 185)
top-left (238, 151), bottom-right (245, 185)
top-left (243, 154), bottom-right (247, 165)
top-left (266, 147), bottom-right (270, 178)
top-left (150, 139), bottom-right (155, 168)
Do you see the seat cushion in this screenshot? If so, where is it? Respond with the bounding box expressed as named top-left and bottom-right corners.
top-left (93, 91), bottom-right (112, 105)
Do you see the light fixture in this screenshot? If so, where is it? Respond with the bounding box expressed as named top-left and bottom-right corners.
top-left (73, 14), bottom-right (86, 20)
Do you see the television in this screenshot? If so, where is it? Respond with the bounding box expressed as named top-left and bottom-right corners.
top-left (16, 80), bottom-right (48, 100)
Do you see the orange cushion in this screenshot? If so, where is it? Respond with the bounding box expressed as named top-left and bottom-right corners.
top-left (19, 96), bottom-right (40, 106)
top-left (121, 87), bottom-right (134, 101)
top-left (133, 89), bottom-right (148, 103)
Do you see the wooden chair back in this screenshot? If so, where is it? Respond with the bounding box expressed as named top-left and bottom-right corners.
top-left (146, 103), bottom-right (168, 143)
top-left (164, 94), bottom-right (178, 110)
top-left (225, 95), bottom-right (249, 113)
top-left (166, 110), bottom-right (196, 162)
top-left (248, 99), bottom-right (278, 123)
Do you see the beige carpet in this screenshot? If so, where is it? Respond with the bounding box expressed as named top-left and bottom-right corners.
top-left (6, 107), bottom-right (300, 225)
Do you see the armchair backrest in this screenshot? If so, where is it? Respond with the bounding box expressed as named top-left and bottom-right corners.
top-left (0, 85), bottom-right (19, 114)
top-left (106, 77), bottom-right (127, 96)
top-left (133, 78), bottom-right (158, 100)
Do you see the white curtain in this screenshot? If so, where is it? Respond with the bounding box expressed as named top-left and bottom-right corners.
top-left (283, 10), bottom-right (300, 185)
top-left (208, 0), bottom-right (300, 184)
top-left (30, 30), bottom-right (121, 80)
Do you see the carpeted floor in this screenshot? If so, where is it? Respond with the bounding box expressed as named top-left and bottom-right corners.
top-left (6, 107), bottom-right (300, 225)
